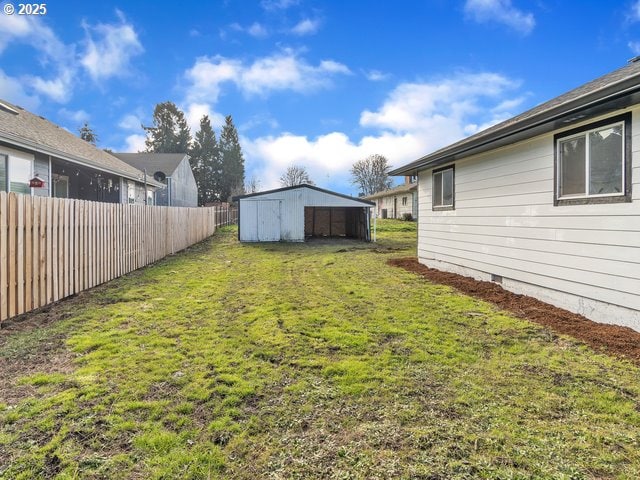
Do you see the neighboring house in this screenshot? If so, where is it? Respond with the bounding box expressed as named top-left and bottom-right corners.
top-left (234, 184), bottom-right (374, 242)
top-left (114, 153), bottom-right (198, 207)
top-left (365, 176), bottom-right (418, 219)
top-left (0, 99), bottom-right (161, 203)
top-left (390, 60), bottom-right (640, 330)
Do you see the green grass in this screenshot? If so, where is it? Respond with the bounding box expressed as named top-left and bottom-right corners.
top-left (1, 219), bottom-right (640, 479)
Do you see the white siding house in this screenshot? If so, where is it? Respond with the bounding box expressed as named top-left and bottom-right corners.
top-left (235, 184), bottom-right (374, 242)
top-left (391, 61), bottom-right (640, 330)
top-left (365, 176), bottom-right (418, 220)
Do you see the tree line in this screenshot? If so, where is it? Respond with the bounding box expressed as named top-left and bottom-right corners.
top-left (143, 102), bottom-right (245, 206)
top-left (80, 106), bottom-right (397, 201)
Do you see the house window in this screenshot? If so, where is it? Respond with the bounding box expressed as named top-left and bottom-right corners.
top-left (409, 175), bottom-right (417, 184)
top-left (432, 166), bottom-right (454, 210)
top-left (127, 181), bottom-right (136, 204)
top-left (555, 113), bottom-right (631, 205)
top-left (402, 196), bottom-right (407, 206)
top-left (53, 174), bottom-right (69, 198)
top-left (0, 154), bottom-right (32, 194)
top-left (146, 189), bottom-right (154, 206)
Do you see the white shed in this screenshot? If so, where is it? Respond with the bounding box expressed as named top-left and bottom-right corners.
top-left (234, 184), bottom-right (374, 242)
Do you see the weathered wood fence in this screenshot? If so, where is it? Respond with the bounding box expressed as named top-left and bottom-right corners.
top-left (0, 192), bottom-right (237, 325)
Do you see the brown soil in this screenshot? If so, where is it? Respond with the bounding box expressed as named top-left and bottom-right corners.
top-left (388, 257), bottom-right (640, 365)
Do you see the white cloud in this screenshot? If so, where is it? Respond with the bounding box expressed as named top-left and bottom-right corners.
top-left (229, 22), bottom-right (269, 38)
top-left (365, 70), bottom-right (390, 82)
top-left (118, 113), bottom-right (142, 131)
top-left (59, 107), bottom-right (90, 123)
top-left (629, 1), bottom-right (640, 22)
top-left (123, 133), bottom-right (146, 152)
top-left (243, 72), bottom-right (523, 193)
top-left (261, 0), bottom-right (299, 11)
top-left (464, 0), bottom-right (535, 35)
top-left (290, 18), bottom-right (321, 36)
top-left (0, 12), bottom-right (75, 103)
top-left (183, 102), bottom-right (225, 133)
top-left (80, 10), bottom-right (144, 81)
top-left (27, 69), bottom-right (74, 103)
top-left (0, 69), bottom-right (39, 110)
top-left (184, 50), bottom-right (351, 102)
top-left (248, 22), bottom-right (269, 38)
top-left (360, 72), bottom-right (518, 132)
top-left (629, 41), bottom-right (640, 55)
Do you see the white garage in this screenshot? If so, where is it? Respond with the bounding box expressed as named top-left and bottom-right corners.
top-left (234, 184), bottom-right (374, 242)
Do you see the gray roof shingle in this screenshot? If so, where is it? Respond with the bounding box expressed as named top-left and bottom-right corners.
top-left (0, 98), bottom-right (161, 185)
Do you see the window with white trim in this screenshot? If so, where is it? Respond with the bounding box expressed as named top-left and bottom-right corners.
top-left (555, 113), bottom-right (631, 205)
top-left (432, 166), bottom-right (454, 210)
top-left (0, 153), bottom-right (32, 194)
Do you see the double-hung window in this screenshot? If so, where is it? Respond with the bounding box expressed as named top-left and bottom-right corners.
top-left (555, 113), bottom-right (631, 205)
top-left (432, 165), bottom-right (454, 210)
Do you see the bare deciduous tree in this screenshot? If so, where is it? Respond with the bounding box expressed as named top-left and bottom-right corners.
top-left (279, 165), bottom-right (314, 187)
top-left (245, 176), bottom-right (261, 194)
top-left (350, 154), bottom-right (392, 195)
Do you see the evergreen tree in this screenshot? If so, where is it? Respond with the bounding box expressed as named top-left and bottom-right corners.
top-left (219, 115), bottom-right (245, 202)
top-left (143, 101), bottom-right (192, 153)
top-left (190, 115), bottom-right (221, 205)
top-left (78, 122), bottom-right (98, 145)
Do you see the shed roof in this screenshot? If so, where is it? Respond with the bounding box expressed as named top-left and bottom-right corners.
top-left (391, 60), bottom-right (640, 175)
top-left (234, 183), bottom-right (375, 206)
top-left (0, 98), bottom-right (161, 186)
top-left (113, 153), bottom-right (189, 176)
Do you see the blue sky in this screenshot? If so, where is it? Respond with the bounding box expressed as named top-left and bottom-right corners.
top-left (1, 0), bottom-right (640, 194)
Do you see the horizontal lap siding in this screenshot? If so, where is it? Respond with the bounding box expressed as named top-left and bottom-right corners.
top-left (418, 108), bottom-right (640, 313)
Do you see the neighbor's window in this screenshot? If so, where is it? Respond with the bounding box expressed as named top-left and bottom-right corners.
top-left (128, 181), bottom-right (136, 204)
top-left (432, 166), bottom-right (454, 210)
top-left (555, 113), bottom-right (631, 205)
top-left (402, 196), bottom-right (407, 206)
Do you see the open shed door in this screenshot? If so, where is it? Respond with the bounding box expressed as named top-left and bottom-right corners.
top-left (257, 200), bottom-right (281, 241)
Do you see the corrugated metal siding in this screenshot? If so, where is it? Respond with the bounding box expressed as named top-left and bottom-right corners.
top-left (239, 186), bottom-right (371, 242)
top-left (417, 107), bottom-right (640, 314)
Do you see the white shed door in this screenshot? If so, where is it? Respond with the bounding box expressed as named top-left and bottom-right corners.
top-left (257, 200), bottom-right (281, 241)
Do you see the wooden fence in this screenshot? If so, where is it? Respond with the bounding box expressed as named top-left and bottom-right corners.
top-left (0, 192), bottom-right (237, 326)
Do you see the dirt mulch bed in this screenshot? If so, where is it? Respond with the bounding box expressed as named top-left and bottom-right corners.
top-left (389, 257), bottom-right (640, 365)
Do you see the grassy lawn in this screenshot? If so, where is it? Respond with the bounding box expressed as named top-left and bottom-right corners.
top-left (1, 220), bottom-right (640, 479)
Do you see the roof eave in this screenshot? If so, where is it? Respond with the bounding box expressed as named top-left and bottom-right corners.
top-left (0, 131), bottom-right (163, 187)
top-left (390, 74), bottom-right (640, 175)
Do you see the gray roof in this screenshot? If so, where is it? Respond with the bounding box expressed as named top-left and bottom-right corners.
top-left (391, 60), bottom-right (640, 175)
top-left (0, 98), bottom-right (163, 186)
top-left (364, 182), bottom-right (417, 200)
top-left (113, 153), bottom-right (189, 176)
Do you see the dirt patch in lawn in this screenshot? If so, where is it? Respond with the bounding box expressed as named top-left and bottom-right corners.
top-left (0, 297), bottom-right (80, 406)
top-left (389, 257), bottom-right (640, 365)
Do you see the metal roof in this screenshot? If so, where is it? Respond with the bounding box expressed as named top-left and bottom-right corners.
top-left (390, 60), bottom-right (640, 175)
top-left (233, 183), bottom-right (375, 206)
top-left (0, 98), bottom-right (162, 186)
